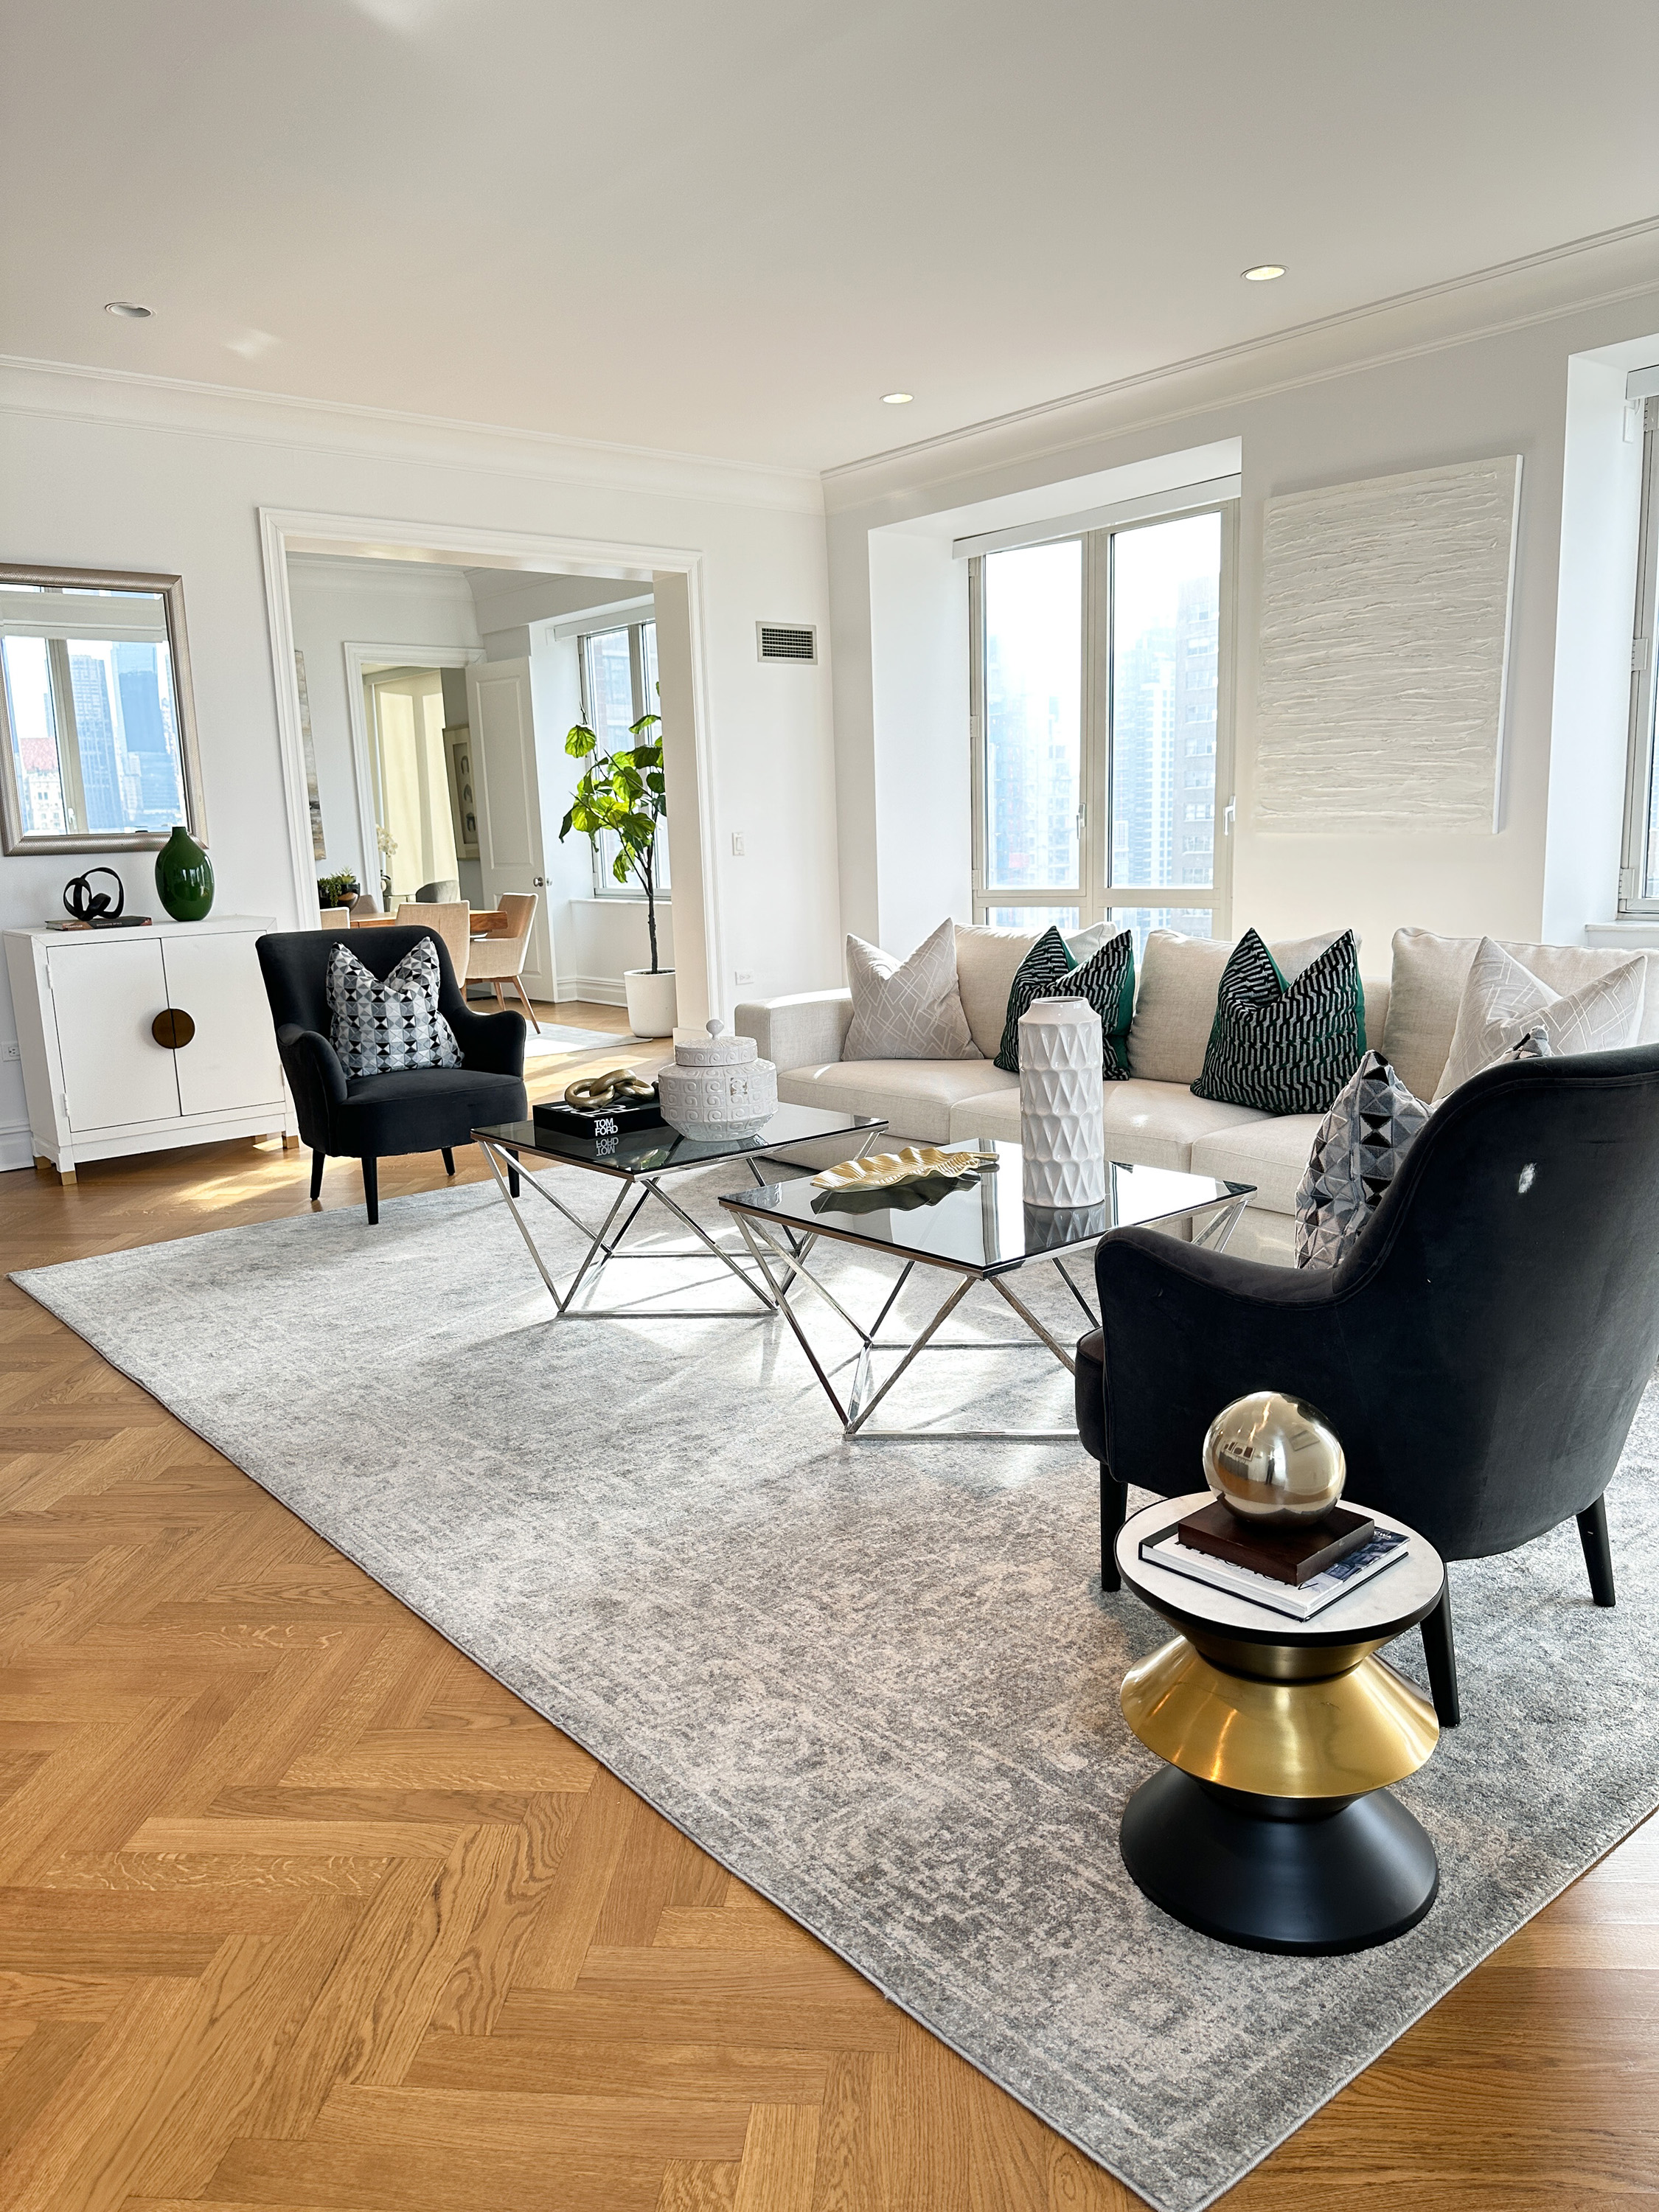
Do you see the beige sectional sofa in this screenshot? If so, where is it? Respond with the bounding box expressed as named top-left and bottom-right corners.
top-left (735, 924), bottom-right (1659, 1266)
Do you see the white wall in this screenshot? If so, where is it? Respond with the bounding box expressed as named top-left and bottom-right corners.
top-left (827, 248), bottom-right (1659, 970)
top-left (0, 361), bottom-right (837, 1167)
top-left (286, 555), bottom-right (482, 894)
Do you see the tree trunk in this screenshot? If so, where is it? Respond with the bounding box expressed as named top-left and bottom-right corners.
top-left (643, 847), bottom-right (659, 973)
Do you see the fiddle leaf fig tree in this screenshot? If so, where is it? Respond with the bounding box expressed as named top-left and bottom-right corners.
top-left (559, 711), bottom-right (669, 973)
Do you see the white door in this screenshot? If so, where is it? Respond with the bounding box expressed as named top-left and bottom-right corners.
top-left (161, 932), bottom-right (285, 1119)
top-left (47, 939), bottom-right (181, 1132)
top-left (465, 656), bottom-right (557, 1000)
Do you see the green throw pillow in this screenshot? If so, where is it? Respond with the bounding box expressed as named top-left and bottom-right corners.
top-left (1190, 928), bottom-right (1365, 1114)
top-left (995, 925), bottom-right (1136, 1078)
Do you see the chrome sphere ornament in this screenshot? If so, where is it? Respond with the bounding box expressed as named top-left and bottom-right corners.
top-left (1202, 1391), bottom-right (1346, 1525)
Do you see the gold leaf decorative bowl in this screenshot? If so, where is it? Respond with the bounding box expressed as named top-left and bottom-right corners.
top-left (810, 1145), bottom-right (999, 1194)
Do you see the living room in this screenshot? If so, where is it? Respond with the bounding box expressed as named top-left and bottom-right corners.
top-left (3, 5), bottom-right (1659, 2208)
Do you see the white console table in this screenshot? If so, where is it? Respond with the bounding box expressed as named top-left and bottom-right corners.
top-left (4, 916), bottom-right (294, 1183)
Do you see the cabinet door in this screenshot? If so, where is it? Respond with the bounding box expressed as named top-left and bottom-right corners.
top-left (160, 932), bottom-right (285, 1119)
top-left (47, 939), bottom-right (181, 1133)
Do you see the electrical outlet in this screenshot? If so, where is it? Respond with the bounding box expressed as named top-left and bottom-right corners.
top-left (733, 970), bottom-right (755, 987)
top-left (0, 1039), bottom-right (18, 1064)
top-left (731, 832), bottom-right (745, 857)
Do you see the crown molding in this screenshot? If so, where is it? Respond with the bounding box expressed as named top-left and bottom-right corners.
top-left (824, 216), bottom-right (1659, 507)
top-left (285, 551), bottom-right (480, 599)
top-left (0, 354), bottom-right (825, 518)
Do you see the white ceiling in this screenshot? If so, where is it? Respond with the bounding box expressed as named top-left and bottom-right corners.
top-left (6, 1), bottom-right (1658, 472)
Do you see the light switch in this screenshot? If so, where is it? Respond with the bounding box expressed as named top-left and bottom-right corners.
top-left (731, 832), bottom-right (745, 857)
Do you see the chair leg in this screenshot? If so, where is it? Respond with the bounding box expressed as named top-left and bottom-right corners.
top-left (1577, 1495), bottom-right (1616, 1606)
top-left (441, 1148), bottom-right (456, 1178)
top-left (1101, 1470), bottom-right (1128, 1593)
top-left (492, 979), bottom-right (504, 1009)
top-left (508, 1164), bottom-right (521, 1198)
top-left (361, 1156), bottom-right (379, 1226)
top-left (512, 975), bottom-right (540, 1031)
top-left (309, 1148), bottom-right (325, 1202)
top-left (1420, 1585), bottom-right (1461, 1728)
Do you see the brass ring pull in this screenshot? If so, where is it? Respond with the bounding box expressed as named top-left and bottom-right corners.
top-left (151, 1007), bottom-right (196, 1050)
top-left (564, 1068), bottom-right (655, 1111)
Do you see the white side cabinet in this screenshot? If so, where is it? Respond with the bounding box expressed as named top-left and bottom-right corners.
top-left (3, 917), bottom-right (293, 1182)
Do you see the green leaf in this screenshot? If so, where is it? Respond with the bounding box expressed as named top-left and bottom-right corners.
top-left (558, 808), bottom-right (574, 841)
top-left (646, 773), bottom-right (666, 796)
top-left (612, 849), bottom-right (630, 883)
top-left (566, 723), bottom-right (598, 758)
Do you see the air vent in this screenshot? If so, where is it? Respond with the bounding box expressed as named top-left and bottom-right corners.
top-left (757, 622), bottom-right (817, 664)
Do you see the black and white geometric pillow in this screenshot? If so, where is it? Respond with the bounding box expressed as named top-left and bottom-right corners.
top-left (327, 936), bottom-right (462, 1079)
top-left (1295, 1029), bottom-right (1551, 1270)
top-left (1192, 927), bottom-right (1365, 1115)
top-left (1061, 929), bottom-right (1135, 1079)
top-left (995, 926), bottom-right (1076, 1072)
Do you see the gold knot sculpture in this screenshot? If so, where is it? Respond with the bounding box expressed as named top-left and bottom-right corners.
top-left (563, 1069), bottom-right (658, 1113)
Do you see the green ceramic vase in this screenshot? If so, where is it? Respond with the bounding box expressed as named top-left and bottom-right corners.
top-left (154, 824), bottom-right (215, 921)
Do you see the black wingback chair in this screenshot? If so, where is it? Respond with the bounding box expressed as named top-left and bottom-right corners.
top-left (257, 925), bottom-right (528, 1225)
top-left (1074, 1043), bottom-right (1659, 1725)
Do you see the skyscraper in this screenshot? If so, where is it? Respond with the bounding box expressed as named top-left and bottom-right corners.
top-left (114, 641), bottom-right (184, 827)
top-left (69, 653), bottom-right (124, 831)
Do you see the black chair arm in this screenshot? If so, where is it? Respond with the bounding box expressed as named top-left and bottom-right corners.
top-left (449, 1003), bottom-right (528, 1076)
top-left (276, 1023), bottom-right (349, 1147)
top-left (1093, 1227), bottom-right (1360, 1497)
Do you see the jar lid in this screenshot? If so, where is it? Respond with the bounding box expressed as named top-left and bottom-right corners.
top-left (673, 1017), bottom-right (756, 1067)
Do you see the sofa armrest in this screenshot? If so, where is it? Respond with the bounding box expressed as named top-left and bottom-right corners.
top-left (449, 1001), bottom-right (527, 1076)
top-left (734, 989), bottom-right (854, 1071)
top-left (276, 1023), bottom-right (348, 1147)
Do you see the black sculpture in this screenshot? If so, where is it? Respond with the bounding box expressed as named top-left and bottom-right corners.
top-left (62, 868), bottom-right (129, 925)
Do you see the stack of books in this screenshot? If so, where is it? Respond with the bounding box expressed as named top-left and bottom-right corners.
top-left (1140, 1499), bottom-right (1408, 1621)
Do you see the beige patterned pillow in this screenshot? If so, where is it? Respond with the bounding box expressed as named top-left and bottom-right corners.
top-left (844, 919), bottom-right (981, 1061)
top-left (1433, 938), bottom-right (1641, 1102)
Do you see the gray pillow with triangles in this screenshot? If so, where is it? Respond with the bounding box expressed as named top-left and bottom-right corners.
top-left (1295, 1032), bottom-right (1551, 1270)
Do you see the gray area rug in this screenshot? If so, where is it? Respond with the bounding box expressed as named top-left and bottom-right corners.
top-left (15, 1168), bottom-right (1659, 2212)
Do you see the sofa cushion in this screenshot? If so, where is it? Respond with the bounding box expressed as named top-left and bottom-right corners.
top-left (844, 918), bottom-right (979, 1060)
top-left (954, 924), bottom-right (1043, 1058)
top-left (777, 1059), bottom-right (1018, 1144)
top-left (1127, 927), bottom-right (1355, 1085)
top-left (947, 1076), bottom-right (1267, 1171)
top-left (1382, 928), bottom-right (1659, 1101)
top-left (1189, 1110), bottom-right (1330, 1217)
top-left (1433, 938), bottom-right (1642, 1101)
top-left (1192, 928), bottom-right (1366, 1115)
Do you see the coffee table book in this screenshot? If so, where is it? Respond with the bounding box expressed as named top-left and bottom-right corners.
top-left (1173, 1498), bottom-right (1375, 1585)
top-left (1138, 1525), bottom-right (1410, 1621)
top-left (533, 1097), bottom-right (664, 1141)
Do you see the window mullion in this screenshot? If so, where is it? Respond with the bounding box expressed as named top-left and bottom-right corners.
top-left (1080, 529), bottom-right (1110, 928)
top-left (1620, 399), bottom-right (1659, 914)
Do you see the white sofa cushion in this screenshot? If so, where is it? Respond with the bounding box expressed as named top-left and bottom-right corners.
top-left (954, 925), bottom-right (1043, 1059)
top-left (777, 1059), bottom-right (1018, 1144)
top-left (947, 1076), bottom-right (1268, 1172)
top-left (1382, 928), bottom-right (1659, 1101)
top-left (734, 989), bottom-right (853, 1071)
top-left (1190, 1110), bottom-right (1328, 1217)
top-left (1127, 928), bottom-right (1359, 1085)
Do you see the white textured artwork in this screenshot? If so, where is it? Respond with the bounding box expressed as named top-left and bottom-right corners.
top-left (1253, 455), bottom-right (1521, 833)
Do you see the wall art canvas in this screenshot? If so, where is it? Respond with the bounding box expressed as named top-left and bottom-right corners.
top-left (445, 725), bottom-right (479, 860)
top-left (293, 648), bottom-right (326, 860)
top-left (1253, 455), bottom-right (1521, 834)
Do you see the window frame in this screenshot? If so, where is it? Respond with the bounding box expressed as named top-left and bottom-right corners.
top-left (576, 616), bottom-right (667, 902)
top-left (967, 500), bottom-right (1237, 938)
top-left (1618, 397), bottom-right (1659, 917)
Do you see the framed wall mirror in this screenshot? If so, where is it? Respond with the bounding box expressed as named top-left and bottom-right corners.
top-left (0, 562), bottom-right (207, 855)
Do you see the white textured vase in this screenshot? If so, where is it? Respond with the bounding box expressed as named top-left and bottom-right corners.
top-left (1019, 997), bottom-right (1106, 1208)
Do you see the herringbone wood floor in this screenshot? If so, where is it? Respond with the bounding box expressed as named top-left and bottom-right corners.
top-left (1, 1001), bottom-right (1656, 2211)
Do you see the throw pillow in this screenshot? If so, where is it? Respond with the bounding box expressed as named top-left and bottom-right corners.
top-left (1296, 1029), bottom-right (1551, 1270)
top-left (844, 918), bottom-right (980, 1060)
top-left (994, 925), bottom-right (1075, 1072)
top-left (1061, 929), bottom-right (1135, 1079)
top-left (327, 936), bottom-right (463, 1079)
top-left (1191, 928), bottom-right (1365, 1114)
top-left (1433, 936), bottom-right (1643, 1102)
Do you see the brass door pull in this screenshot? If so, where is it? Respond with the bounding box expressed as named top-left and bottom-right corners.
top-left (151, 1008), bottom-right (195, 1049)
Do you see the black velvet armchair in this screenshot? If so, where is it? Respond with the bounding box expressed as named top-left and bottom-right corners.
top-left (257, 925), bottom-right (528, 1225)
top-left (1074, 1043), bottom-right (1659, 1725)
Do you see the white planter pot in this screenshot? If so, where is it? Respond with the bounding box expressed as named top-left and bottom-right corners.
top-left (1019, 997), bottom-right (1106, 1208)
top-left (624, 967), bottom-right (678, 1038)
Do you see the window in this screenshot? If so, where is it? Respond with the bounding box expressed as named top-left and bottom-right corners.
top-left (577, 617), bottom-right (669, 897)
top-left (970, 504), bottom-right (1234, 959)
top-left (1621, 398), bottom-right (1659, 914)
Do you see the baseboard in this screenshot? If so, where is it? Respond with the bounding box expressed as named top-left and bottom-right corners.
top-left (559, 974), bottom-right (627, 1007)
top-left (0, 1121), bottom-right (38, 1174)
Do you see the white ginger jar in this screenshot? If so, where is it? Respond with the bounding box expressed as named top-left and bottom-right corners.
top-left (656, 1018), bottom-right (779, 1142)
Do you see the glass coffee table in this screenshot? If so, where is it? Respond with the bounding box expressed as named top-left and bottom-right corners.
top-left (473, 1103), bottom-right (886, 1321)
top-left (720, 1138), bottom-right (1253, 1441)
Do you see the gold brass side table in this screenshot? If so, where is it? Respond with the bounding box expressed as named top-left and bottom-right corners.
top-left (1116, 1492), bottom-right (1444, 1955)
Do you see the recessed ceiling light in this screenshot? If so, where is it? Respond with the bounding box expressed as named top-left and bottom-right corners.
top-left (104, 300), bottom-right (153, 319)
top-left (1241, 264), bottom-right (1286, 283)
top-left (881, 391), bottom-right (914, 405)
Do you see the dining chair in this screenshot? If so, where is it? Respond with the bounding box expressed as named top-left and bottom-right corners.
top-left (395, 900), bottom-right (470, 981)
top-left (319, 908), bottom-right (351, 930)
top-left (466, 891), bottom-right (540, 1029)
